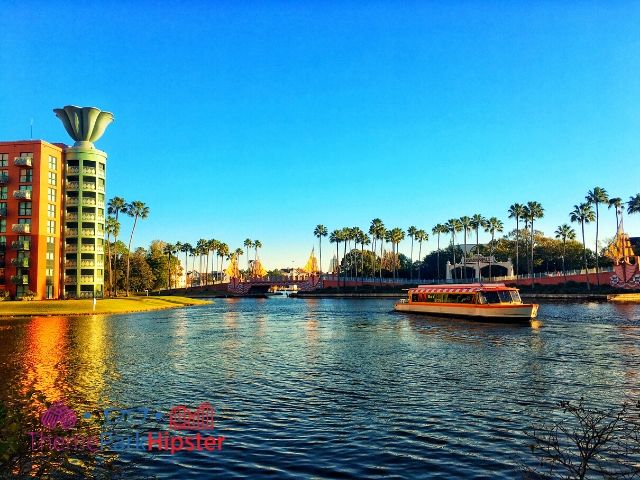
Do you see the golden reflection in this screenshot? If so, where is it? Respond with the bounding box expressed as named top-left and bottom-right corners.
top-left (22, 316), bottom-right (70, 404)
top-left (73, 315), bottom-right (109, 406)
top-left (305, 299), bottom-right (319, 346)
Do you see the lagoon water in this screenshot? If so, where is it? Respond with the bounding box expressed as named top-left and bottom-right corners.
top-left (1, 297), bottom-right (639, 479)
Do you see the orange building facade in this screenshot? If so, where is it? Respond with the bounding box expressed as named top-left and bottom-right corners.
top-left (0, 141), bottom-right (66, 299)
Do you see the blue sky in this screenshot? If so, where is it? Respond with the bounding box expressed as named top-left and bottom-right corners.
top-left (2, 1), bottom-right (639, 270)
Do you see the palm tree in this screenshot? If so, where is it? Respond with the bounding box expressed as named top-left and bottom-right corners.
top-left (389, 227), bottom-right (405, 278)
top-left (195, 239), bottom-right (208, 286)
top-left (329, 229), bottom-right (342, 285)
top-left (459, 216), bottom-right (472, 279)
top-left (254, 240), bottom-right (262, 261)
top-left (105, 216), bottom-right (119, 297)
top-left (469, 214), bottom-right (486, 281)
top-left (554, 224), bottom-right (575, 284)
top-left (586, 187), bottom-right (609, 284)
top-left (350, 227), bottom-right (364, 279)
top-left (124, 201), bottom-right (149, 296)
top-left (407, 226), bottom-right (417, 279)
top-left (369, 219), bottom-right (383, 270)
top-left (173, 241), bottom-right (183, 288)
top-left (524, 201), bottom-right (544, 286)
top-left (181, 242), bottom-right (193, 287)
top-left (360, 232), bottom-right (370, 280)
top-left (163, 242), bottom-right (176, 290)
top-left (484, 217), bottom-right (503, 282)
top-left (314, 225), bottom-right (328, 274)
top-left (243, 239), bottom-right (253, 272)
top-left (432, 224), bottom-right (446, 281)
top-left (107, 196), bottom-right (127, 296)
top-left (234, 247), bottom-right (244, 279)
top-left (507, 204), bottom-right (525, 276)
top-left (217, 243), bottom-right (229, 281)
top-left (206, 239), bottom-right (217, 285)
top-left (627, 194), bottom-right (640, 216)
top-left (415, 229), bottom-right (428, 279)
top-left (608, 197), bottom-right (623, 230)
top-left (570, 202), bottom-right (596, 290)
top-left (444, 219), bottom-right (462, 280)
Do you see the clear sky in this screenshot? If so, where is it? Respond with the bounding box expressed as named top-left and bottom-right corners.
top-left (2, 1), bottom-right (639, 270)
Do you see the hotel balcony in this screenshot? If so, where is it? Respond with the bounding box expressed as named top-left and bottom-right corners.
top-left (0, 174), bottom-right (8, 184)
top-left (11, 257), bottom-right (29, 268)
top-left (66, 213), bottom-right (78, 221)
top-left (65, 228), bottom-right (78, 237)
top-left (11, 241), bottom-right (29, 251)
top-left (82, 183), bottom-right (96, 191)
top-left (82, 198), bottom-right (97, 206)
top-left (80, 244), bottom-right (95, 252)
top-left (81, 228), bottom-right (96, 236)
top-left (66, 197), bottom-right (79, 206)
top-left (65, 259), bottom-right (77, 268)
top-left (64, 276), bottom-right (77, 285)
top-left (14, 157), bottom-right (32, 167)
top-left (12, 224), bottom-right (30, 234)
top-left (11, 275), bottom-right (29, 285)
top-left (13, 190), bottom-right (32, 200)
top-left (65, 244), bottom-right (78, 253)
top-left (82, 213), bottom-right (96, 221)
top-left (80, 275), bottom-right (95, 284)
top-left (68, 166), bottom-right (97, 176)
top-left (80, 260), bottom-right (95, 268)
top-left (66, 181), bottom-right (80, 190)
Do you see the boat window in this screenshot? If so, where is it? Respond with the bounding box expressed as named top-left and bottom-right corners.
top-left (411, 294), bottom-right (418, 302)
top-left (426, 294), bottom-right (435, 303)
top-left (459, 294), bottom-right (474, 303)
top-left (477, 293), bottom-right (487, 304)
top-left (498, 291), bottom-right (513, 303)
top-left (434, 294), bottom-right (444, 303)
top-left (483, 291), bottom-right (501, 304)
top-left (510, 291), bottom-right (522, 303)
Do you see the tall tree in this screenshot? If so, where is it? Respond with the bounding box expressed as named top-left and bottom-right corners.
top-left (586, 187), bottom-right (609, 284)
top-left (407, 226), bottom-right (418, 279)
top-left (627, 193), bottom-right (640, 216)
top-left (124, 201), bottom-right (150, 296)
top-left (163, 242), bottom-right (176, 289)
top-left (389, 227), bottom-right (405, 279)
top-left (458, 217), bottom-right (472, 279)
top-left (329, 229), bottom-right (342, 285)
top-left (180, 242), bottom-right (192, 287)
top-left (554, 224), bottom-right (576, 284)
top-left (195, 239), bottom-right (208, 286)
top-left (369, 219), bottom-right (383, 272)
top-left (484, 217), bottom-right (504, 282)
top-left (105, 216), bottom-right (120, 297)
top-left (243, 239), bottom-right (254, 272)
top-left (234, 247), bottom-right (244, 279)
top-left (107, 196), bottom-right (127, 296)
top-left (444, 219), bottom-right (462, 280)
top-left (432, 224), bottom-right (447, 281)
top-left (254, 240), bottom-right (262, 261)
top-left (314, 225), bottom-right (328, 274)
top-left (608, 197), bottom-right (623, 230)
top-left (524, 201), bottom-right (544, 286)
top-left (570, 202), bottom-right (596, 290)
top-left (470, 214), bottom-right (487, 281)
top-left (415, 229), bottom-right (428, 278)
top-left (507, 204), bottom-right (525, 276)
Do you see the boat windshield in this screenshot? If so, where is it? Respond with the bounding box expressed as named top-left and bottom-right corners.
top-left (478, 290), bottom-right (521, 304)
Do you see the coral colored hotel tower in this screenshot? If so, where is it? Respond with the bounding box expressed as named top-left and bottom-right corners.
top-left (0, 106), bottom-right (113, 299)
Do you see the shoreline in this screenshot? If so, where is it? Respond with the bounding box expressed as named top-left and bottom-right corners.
top-left (291, 292), bottom-right (611, 301)
top-left (0, 296), bottom-right (212, 319)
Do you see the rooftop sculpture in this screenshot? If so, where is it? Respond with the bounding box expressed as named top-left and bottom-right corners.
top-left (53, 105), bottom-right (114, 147)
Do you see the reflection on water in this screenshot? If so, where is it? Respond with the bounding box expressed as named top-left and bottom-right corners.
top-left (0, 299), bottom-right (639, 479)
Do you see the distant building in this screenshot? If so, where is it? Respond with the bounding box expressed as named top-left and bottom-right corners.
top-left (328, 255), bottom-right (338, 274)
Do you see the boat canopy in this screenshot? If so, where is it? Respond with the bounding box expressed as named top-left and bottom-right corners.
top-left (412, 284), bottom-right (514, 294)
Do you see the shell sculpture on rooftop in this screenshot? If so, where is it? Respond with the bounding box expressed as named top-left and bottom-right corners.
top-left (53, 105), bottom-right (114, 147)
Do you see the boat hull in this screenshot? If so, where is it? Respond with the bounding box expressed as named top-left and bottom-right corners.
top-left (394, 302), bottom-right (538, 320)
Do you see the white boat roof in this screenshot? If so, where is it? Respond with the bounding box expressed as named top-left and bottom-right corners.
top-left (412, 283), bottom-right (514, 294)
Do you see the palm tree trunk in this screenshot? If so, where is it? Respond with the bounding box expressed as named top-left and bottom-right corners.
top-left (418, 242), bottom-right (423, 280)
top-left (451, 234), bottom-right (457, 281)
top-left (595, 202), bottom-right (600, 285)
top-left (379, 241), bottom-right (383, 283)
top-left (106, 233), bottom-right (113, 297)
top-left (515, 219), bottom-right (519, 277)
top-left (530, 221), bottom-right (535, 288)
top-left (319, 237), bottom-right (322, 274)
top-left (462, 231), bottom-right (467, 280)
top-left (476, 229), bottom-right (480, 281)
top-left (436, 235), bottom-right (441, 281)
top-left (581, 221), bottom-right (590, 290)
top-left (562, 241), bottom-right (567, 285)
top-left (410, 237), bottom-right (414, 280)
top-left (489, 233), bottom-right (495, 282)
top-left (125, 215), bottom-right (139, 297)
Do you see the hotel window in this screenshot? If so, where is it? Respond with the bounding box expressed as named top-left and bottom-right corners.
top-left (0, 187), bottom-right (7, 200)
top-left (47, 236), bottom-right (55, 246)
top-left (46, 253), bottom-right (54, 261)
top-left (48, 155), bottom-right (57, 170)
top-left (47, 220), bottom-right (55, 234)
top-left (0, 235), bottom-right (5, 245)
top-left (48, 171), bottom-right (57, 186)
top-left (20, 152), bottom-right (33, 158)
top-left (0, 202), bottom-right (6, 213)
top-left (46, 285), bottom-right (53, 299)
top-left (0, 220), bottom-right (5, 233)
top-left (48, 204), bottom-right (55, 218)
top-left (47, 188), bottom-right (56, 202)
top-left (0, 154), bottom-right (7, 167)
top-left (18, 218), bottom-right (30, 226)
top-left (18, 202), bottom-right (31, 216)
top-left (19, 169), bottom-right (32, 183)
top-left (19, 185), bottom-right (32, 192)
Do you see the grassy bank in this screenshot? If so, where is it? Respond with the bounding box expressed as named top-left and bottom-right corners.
top-left (0, 296), bottom-right (211, 317)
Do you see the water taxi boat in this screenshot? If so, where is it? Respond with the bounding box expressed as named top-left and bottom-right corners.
top-left (394, 284), bottom-right (538, 321)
